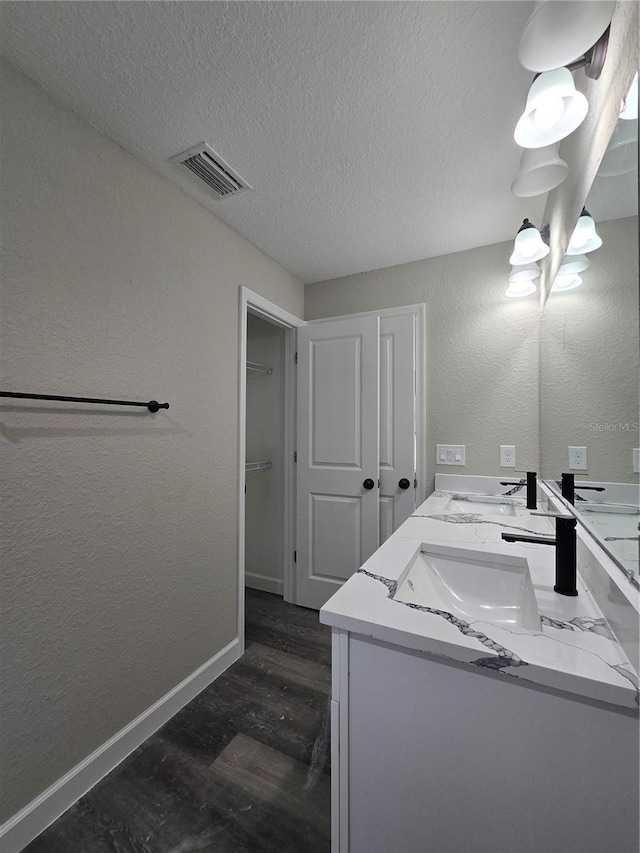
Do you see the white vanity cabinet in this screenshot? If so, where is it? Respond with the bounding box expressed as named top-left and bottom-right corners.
top-left (330, 627), bottom-right (638, 853)
top-left (323, 479), bottom-right (640, 853)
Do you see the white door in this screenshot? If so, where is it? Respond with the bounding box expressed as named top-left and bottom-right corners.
top-left (295, 315), bottom-right (380, 610)
top-left (379, 312), bottom-right (417, 543)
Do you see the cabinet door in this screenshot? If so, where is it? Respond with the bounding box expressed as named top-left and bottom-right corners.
top-left (295, 315), bottom-right (380, 610)
top-left (379, 312), bottom-right (417, 544)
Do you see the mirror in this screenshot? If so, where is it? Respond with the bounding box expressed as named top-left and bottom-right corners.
top-left (540, 101), bottom-right (639, 585)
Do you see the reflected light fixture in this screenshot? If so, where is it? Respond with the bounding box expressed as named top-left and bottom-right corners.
top-left (620, 72), bottom-right (638, 121)
top-left (514, 68), bottom-right (589, 148)
top-left (509, 219), bottom-right (550, 265)
top-left (511, 143), bottom-right (569, 197)
top-left (599, 120), bottom-right (638, 177)
top-left (567, 208), bottom-right (602, 254)
top-left (558, 254), bottom-right (590, 275)
top-left (509, 261), bottom-right (541, 283)
top-left (505, 279), bottom-right (537, 298)
top-left (552, 273), bottom-right (583, 292)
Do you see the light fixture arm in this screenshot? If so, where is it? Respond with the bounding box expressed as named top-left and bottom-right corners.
top-left (540, 223), bottom-right (550, 246)
top-left (530, 27), bottom-right (609, 83)
top-left (563, 26), bottom-right (609, 80)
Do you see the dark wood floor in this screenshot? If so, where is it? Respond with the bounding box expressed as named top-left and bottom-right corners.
top-left (25, 589), bottom-right (332, 853)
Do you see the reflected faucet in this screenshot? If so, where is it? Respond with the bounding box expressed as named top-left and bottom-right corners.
top-left (561, 472), bottom-right (605, 506)
top-left (500, 471), bottom-right (537, 509)
top-left (501, 513), bottom-right (578, 596)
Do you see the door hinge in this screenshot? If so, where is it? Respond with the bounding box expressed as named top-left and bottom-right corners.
top-left (294, 451), bottom-right (297, 463)
top-left (378, 478), bottom-right (381, 488)
top-left (294, 550), bottom-right (297, 563)
top-left (414, 477), bottom-right (417, 489)
top-left (295, 351), bottom-right (298, 364)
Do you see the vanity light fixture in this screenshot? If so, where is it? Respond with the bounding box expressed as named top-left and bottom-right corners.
top-left (509, 219), bottom-right (550, 265)
top-left (511, 143), bottom-right (568, 197)
top-left (514, 68), bottom-right (589, 149)
top-left (567, 208), bottom-right (602, 254)
top-left (518, 1), bottom-right (614, 76)
top-left (505, 279), bottom-right (537, 298)
top-left (551, 273), bottom-right (583, 292)
top-left (620, 72), bottom-right (638, 121)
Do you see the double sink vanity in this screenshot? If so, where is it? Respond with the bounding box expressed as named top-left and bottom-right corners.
top-left (321, 474), bottom-right (639, 853)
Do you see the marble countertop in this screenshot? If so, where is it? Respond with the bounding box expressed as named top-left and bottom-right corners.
top-left (320, 484), bottom-right (639, 712)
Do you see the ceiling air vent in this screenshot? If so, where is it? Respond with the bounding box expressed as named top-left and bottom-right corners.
top-left (171, 143), bottom-right (251, 199)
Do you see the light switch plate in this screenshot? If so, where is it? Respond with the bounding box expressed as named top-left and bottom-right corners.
top-left (500, 445), bottom-right (516, 467)
top-left (633, 448), bottom-right (640, 474)
top-left (437, 444), bottom-right (465, 466)
top-left (568, 446), bottom-right (587, 470)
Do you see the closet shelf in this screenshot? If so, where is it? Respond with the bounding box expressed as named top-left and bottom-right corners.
top-left (246, 361), bottom-right (273, 375)
top-left (245, 460), bottom-right (273, 472)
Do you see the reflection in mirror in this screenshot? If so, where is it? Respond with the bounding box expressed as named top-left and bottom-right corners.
top-left (541, 102), bottom-right (639, 585)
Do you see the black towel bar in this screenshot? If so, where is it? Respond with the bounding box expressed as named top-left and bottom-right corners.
top-left (0, 392), bottom-right (169, 413)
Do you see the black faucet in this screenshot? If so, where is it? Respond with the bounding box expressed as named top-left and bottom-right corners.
top-left (561, 472), bottom-right (605, 506)
top-left (500, 471), bottom-right (537, 509)
top-left (501, 513), bottom-right (578, 596)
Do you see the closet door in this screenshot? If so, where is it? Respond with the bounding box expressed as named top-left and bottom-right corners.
top-left (379, 312), bottom-right (417, 543)
top-left (295, 315), bottom-right (380, 610)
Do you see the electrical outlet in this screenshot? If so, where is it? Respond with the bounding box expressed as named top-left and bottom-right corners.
top-left (633, 448), bottom-right (640, 474)
top-left (568, 446), bottom-right (587, 470)
top-left (500, 445), bottom-right (516, 467)
top-left (436, 444), bottom-right (465, 466)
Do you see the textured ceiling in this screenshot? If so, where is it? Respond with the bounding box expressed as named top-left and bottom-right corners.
top-left (0, 1), bottom-right (553, 282)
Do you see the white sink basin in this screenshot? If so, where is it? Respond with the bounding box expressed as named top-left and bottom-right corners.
top-left (393, 543), bottom-right (541, 630)
top-left (446, 493), bottom-right (522, 516)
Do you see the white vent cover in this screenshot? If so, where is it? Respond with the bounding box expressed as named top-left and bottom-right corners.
top-left (171, 143), bottom-right (251, 199)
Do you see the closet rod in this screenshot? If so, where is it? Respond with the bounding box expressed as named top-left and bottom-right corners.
top-left (246, 361), bottom-right (273, 375)
top-left (245, 460), bottom-right (272, 471)
top-left (0, 391), bottom-right (169, 413)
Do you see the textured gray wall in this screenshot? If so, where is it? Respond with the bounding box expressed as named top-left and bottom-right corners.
top-left (0, 59), bottom-right (302, 822)
top-left (541, 216), bottom-right (639, 483)
top-left (305, 241), bottom-right (541, 491)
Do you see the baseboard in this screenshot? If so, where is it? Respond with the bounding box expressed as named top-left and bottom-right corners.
top-left (0, 638), bottom-right (241, 853)
top-left (245, 571), bottom-right (283, 596)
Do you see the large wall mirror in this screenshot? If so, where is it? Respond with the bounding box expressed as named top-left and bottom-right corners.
top-left (540, 98), bottom-right (639, 585)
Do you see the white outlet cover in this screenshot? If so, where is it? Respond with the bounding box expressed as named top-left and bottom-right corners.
top-left (568, 446), bottom-right (587, 470)
top-left (500, 445), bottom-right (516, 467)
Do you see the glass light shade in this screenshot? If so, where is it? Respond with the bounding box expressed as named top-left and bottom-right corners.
top-left (511, 144), bottom-right (569, 197)
top-left (620, 73), bottom-right (638, 121)
top-left (552, 273), bottom-right (583, 292)
top-left (514, 68), bottom-right (588, 149)
top-left (598, 120), bottom-right (638, 177)
top-left (558, 254), bottom-right (590, 274)
top-left (508, 262), bottom-right (541, 283)
top-left (518, 1), bottom-right (615, 72)
top-left (509, 222), bottom-right (550, 265)
top-left (505, 279), bottom-right (537, 298)
top-left (567, 213), bottom-right (602, 254)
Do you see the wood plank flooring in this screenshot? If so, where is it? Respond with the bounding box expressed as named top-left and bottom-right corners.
top-left (24, 589), bottom-right (332, 853)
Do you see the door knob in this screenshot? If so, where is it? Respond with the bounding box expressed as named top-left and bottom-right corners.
top-left (363, 478), bottom-right (375, 490)
top-left (398, 478), bottom-right (411, 490)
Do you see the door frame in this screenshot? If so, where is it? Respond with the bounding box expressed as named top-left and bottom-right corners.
top-left (306, 303), bottom-right (427, 507)
top-left (237, 287), bottom-right (304, 652)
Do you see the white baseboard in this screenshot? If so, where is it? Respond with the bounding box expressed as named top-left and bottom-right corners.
top-left (0, 638), bottom-right (241, 853)
top-left (245, 572), bottom-right (283, 596)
